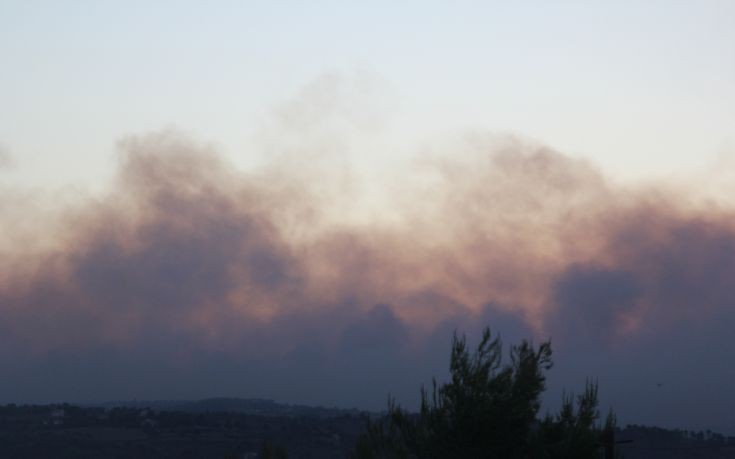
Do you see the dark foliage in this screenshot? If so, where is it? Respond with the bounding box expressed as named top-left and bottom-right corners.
top-left (353, 327), bottom-right (615, 459)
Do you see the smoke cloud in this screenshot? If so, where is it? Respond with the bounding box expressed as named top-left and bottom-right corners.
top-left (1, 129), bottom-right (734, 433)
top-left (0, 144), bottom-right (14, 169)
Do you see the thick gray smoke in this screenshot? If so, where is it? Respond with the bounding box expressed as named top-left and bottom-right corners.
top-left (1, 131), bottom-right (734, 433)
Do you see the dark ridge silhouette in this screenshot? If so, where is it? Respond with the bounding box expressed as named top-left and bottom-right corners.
top-left (0, 402), bottom-right (366, 458)
top-left (95, 397), bottom-right (364, 418)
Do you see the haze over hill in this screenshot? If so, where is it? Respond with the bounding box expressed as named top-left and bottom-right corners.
top-left (0, 130), bottom-right (734, 435)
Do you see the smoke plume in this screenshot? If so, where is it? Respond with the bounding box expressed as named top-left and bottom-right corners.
top-left (1, 130), bottom-right (734, 433)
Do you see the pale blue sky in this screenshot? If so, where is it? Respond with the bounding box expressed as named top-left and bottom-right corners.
top-left (1, 1), bottom-right (734, 190)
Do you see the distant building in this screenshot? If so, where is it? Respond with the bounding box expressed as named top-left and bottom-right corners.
top-left (50, 408), bottom-right (65, 426)
top-left (141, 418), bottom-right (158, 429)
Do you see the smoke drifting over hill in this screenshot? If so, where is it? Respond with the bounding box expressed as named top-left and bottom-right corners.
top-left (1, 131), bottom-right (734, 433)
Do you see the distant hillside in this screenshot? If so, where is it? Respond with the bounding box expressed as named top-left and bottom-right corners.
top-left (0, 402), bottom-right (368, 458)
top-left (617, 425), bottom-right (735, 458)
top-left (95, 397), bottom-right (368, 419)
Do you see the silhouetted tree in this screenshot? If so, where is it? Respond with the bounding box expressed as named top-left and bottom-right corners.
top-left (353, 327), bottom-right (613, 459)
top-left (531, 382), bottom-right (617, 458)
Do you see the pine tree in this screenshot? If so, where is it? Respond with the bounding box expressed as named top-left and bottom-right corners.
top-left (353, 327), bottom-right (612, 459)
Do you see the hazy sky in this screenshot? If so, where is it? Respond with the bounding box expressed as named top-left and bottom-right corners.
top-left (1, 1), bottom-right (734, 189)
top-left (2, 1), bottom-right (735, 435)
